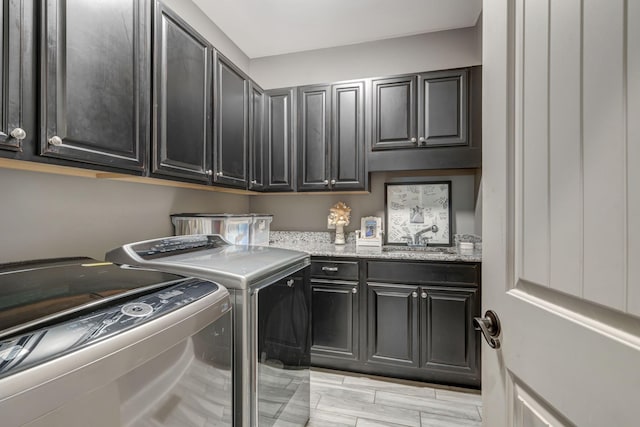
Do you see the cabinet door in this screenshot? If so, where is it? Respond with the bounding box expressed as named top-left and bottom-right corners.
top-left (214, 53), bottom-right (248, 188)
top-left (249, 82), bottom-right (265, 190)
top-left (417, 69), bottom-right (468, 147)
top-left (367, 283), bottom-right (419, 367)
top-left (41, 0), bottom-right (150, 171)
top-left (371, 75), bottom-right (417, 150)
top-left (420, 286), bottom-right (479, 378)
top-left (152, 3), bottom-right (211, 182)
top-left (0, 0), bottom-right (35, 155)
top-left (311, 280), bottom-right (359, 359)
top-left (298, 85), bottom-right (330, 191)
top-left (264, 88), bottom-right (295, 191)
top-left (331, 81), bottom-right (366, 190)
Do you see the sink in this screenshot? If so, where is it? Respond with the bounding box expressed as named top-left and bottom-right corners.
top-left (381, 246), bottom-right (456, 254)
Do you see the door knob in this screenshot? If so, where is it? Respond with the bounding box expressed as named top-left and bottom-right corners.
top-left (330, 179), bottom-right (336, 185)
top-left (473, 310), bottom-right (502, 349)
top-left (48, 135), bottom-right (63, 146)
top-left (419, 136), bottom-right (426, 146)
top-left (206, 170), bottom-right (213, 176)
top-left (323, 179), bottom-right (329, 186)
top-left (410, 137), bottom-right (417, 144)
top-left (352, 287), bottom-right (358, 294)
top-left (10, 128), bottom-right (27, 140)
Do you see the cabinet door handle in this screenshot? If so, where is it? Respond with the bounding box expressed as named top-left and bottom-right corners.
top-left (410, 137), bottom-right (417, 144)
top-left (206, 170), bottom-right (213, 176)
top-left (323, 179), bottom-right (329, 186)
top-left (10, 128), bottom-right (27, 140)
top-left (216, 171), bottom-right (223, 177)
top-left (321, 266), bottom-right (338, 272)
top-left (251, 179), bottom-right (257, 184)
top-left (352, 287), bottom-right (358, 294)
top-left (419, 136), bottom-right (426, 146)
top-left (412, 291), bottom-right (418, 298)
top-left (421, 292), bottom-right (427, 299)
top-left (330, 179), bottom-right (336, 185)
top-left (48, 135), bottom-right (63, 146)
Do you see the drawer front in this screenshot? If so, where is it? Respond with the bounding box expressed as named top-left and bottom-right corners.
top-left (311, 259), bottom-right (360, 280)
top-left (367, 261), bottom-right (479, 286)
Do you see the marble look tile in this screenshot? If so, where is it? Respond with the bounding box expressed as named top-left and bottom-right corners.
top-left (311, 381), bottom-right (376, 404)
top-left (435, 388), bottom-right (483, 406)
top-left (355, 417), bottom-right (413, 427)
top-left (310, 391), bottom-right (321, 408)
top-left (308, 408), bottom-right (357, 427)
top-left (420, 412), bottom-right (482, 427)
top-left (375, 391), bottom-right (481, 421)
top-left (341, 376), bottom-right (436, 399)
top-left (317, 395), bottom-right (421, 427)
top-left (310, 370), bottom-right (346, 385)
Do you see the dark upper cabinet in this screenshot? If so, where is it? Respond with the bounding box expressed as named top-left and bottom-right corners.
top-left (152, 2), bottom-right (212, 182)
top-left (0, 0), bottom-right (35, 156)
top-left (331, 81), bottom-right (366, 190)
top-left (298, 82), bottom-right (366, 191)
top-left (421, 286), bottom-right (479, 378)
top-left (263, 88), bottom-right (295, 191)
top-left (371, 75), bottom-right (417, 150)
top-left (214, 53), bottom-right (248, 188)
top-left (41, 0), bottom-right (150, 171)
top-left (249, 82), bottom-right (265, 190)
top-left (297, 85), bottom-right (330, 191)
top-left (418, 69), bottom-right (468, 147)
top-left (366, 283), bottom-right (420, 368)
top-left (311, 279), bottom-right (359, 360)
top-left (369, 67), bottom-right (481, 172)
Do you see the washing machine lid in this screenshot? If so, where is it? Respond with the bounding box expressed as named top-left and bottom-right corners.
top-left (106, 235), bottom-right (310, 290)
top-left (0, 257), bottom-right (188, 339)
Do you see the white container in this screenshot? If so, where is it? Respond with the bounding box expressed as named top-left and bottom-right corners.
top-left (171, 214), bottom-right (272, 245)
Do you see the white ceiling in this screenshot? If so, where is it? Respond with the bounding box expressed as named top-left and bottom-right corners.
top-left (192, 0), bottom-right (483, 59)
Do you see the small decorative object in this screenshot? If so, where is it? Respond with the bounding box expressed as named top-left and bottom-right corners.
top-left (328, 202), bottom-right (351, 245)
top-left (385, 181), bottom-right (452, 246)
top-left (356, 216), bottom-right (383, 247)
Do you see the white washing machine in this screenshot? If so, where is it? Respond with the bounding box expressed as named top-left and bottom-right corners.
top-left (0, 257), bottom-right (232, 427)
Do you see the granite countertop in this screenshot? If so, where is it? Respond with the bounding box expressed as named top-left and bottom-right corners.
top-left (268, 231), bottom-right (482, 263)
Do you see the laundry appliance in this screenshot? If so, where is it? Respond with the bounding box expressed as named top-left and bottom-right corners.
top-left (0, 257), bottom-right (232, 427)
top-left (106, 234), bottom-right (311, 427)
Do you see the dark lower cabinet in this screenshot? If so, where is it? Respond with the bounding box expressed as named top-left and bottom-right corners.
top-left (214, 53), bottom-right (248, 188)
top-left (421, 286), bottom-right (479, 378)
top-left (152, 2), bottom-right (212, 182)
top-left (0, 0), bottom-right (35, 156)
top-left (41, 0), bottom-right (150, 171)
top-left (311, 280), bottom-right (359, 360)
top-left (310, 258), bottom-right (481, 389)
top-left (367, 283), bottom-right (419, 367)
top-left (263, 88), bottom-right (295, 191)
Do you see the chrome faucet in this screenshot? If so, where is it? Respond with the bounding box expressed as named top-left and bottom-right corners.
top-left (410, 224), bottom-right (439, 246)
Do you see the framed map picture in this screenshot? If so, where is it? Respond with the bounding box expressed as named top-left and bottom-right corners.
top-left (385, 181), bottom-right (452, 246)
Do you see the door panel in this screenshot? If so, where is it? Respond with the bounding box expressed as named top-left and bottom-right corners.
top-left (41, 0), bottom-right (149, 170)
top-left (483, 0), bottom-right (640, 425)
top-left (214, 54), bottom-right (248, 187)
top-left (311, 280), bottom-right (358, 359)
top-left (331, 82), bottom-right (365, 190)
top-left (298, 85), bottom-right (330, 191)
top-left (421, 287), bottom-right (478, 376)
top-left (249, 83), bottom-right (265, 190)
top-left (0, 0), bottom-right (35, 154)
top-left (367, 283), bottom-right (419, 367)
top-left (153, 3), bottom-right (211, 181)
top-left (371, 76), bottom-right (416, 150)
top-left (264, 88), bottom-right (295, 191)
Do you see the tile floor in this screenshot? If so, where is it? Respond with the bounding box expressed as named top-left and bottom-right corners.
top-left (308, 369), bottom-right (482, 427)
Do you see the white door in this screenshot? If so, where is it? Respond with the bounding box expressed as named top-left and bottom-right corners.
top-left (482, 0), bottom-right (640, 426)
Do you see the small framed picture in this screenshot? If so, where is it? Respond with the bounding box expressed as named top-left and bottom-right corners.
top-left (360, 216), bottom-right (382, 239)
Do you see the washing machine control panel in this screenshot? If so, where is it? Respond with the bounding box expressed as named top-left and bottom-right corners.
top-left (0, 279), bottom-right (228, 378)
top-left (130, 235), bottom-right (230, 260)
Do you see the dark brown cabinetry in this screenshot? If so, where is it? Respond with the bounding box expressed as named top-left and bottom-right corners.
top-left (310, 258), bottom-right (481, 388)
top-left (369, 67), bottom-right (481, 171)
top-left (152, 3), bottom-right (212, 182)
top-left (0, 0), bottom-right (35, 156)
top-left (298, 82), bottom-right (366, 191)
top-left (214, 53), bottom-right (248, 188)
top-left (263, 88), bottom-right (296, 191)
top-left (310, 260), bottom-right (360, 362)
top-left (41, 0), bottom-right (150, 171)
top-left (248, 82), bottom-right (265, 190)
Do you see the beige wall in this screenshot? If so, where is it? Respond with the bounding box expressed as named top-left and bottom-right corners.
top-left (249, 172), bottom-right (479, 236)
top-left (0, 169), bottom-right (248, 263)
top-left (249, 24), bottom-right (481, 89)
